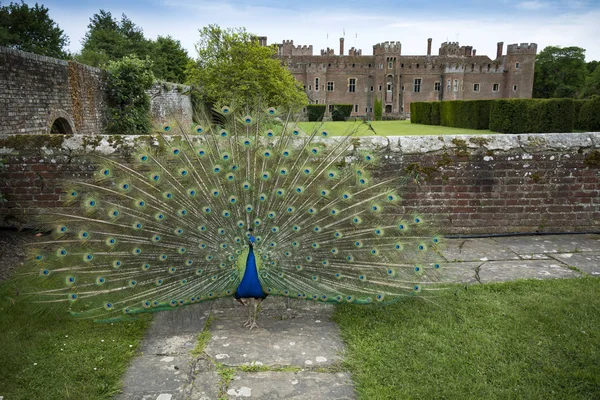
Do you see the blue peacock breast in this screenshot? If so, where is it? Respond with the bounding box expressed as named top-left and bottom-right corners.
top-left (234, 241), bottom-right (267, 299)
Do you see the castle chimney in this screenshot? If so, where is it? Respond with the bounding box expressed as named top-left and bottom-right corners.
top-left (496, 42), bottom-right (503, 59)
top-left (340, 37), bottom-right (344, 56)
top-left (472, 49), bottom-right (476, 56)
top-left (427, 38), bottom-right (432, 56)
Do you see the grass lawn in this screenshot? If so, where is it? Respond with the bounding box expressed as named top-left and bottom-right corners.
top-left (297, 120), bottom-right (495, 136)
top-left (0, 276), bottom-right (151, 399)
top-left (334, 277), bottom-right (600, 400)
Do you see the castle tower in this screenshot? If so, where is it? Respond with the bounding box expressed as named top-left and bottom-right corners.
top-left (504, 43), bottom-right (537, 98)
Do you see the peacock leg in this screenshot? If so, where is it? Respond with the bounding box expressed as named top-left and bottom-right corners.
top-left (248, 298), bottom-right (261, 331)
top-left (243, 298), bottom-right (253, 327)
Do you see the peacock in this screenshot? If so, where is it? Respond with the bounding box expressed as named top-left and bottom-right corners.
top-left (24, 105), bottom-right (448, 329)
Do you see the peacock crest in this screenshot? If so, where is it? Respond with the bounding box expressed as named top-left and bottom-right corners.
top-left (25, 105), bottom-right (447, 321)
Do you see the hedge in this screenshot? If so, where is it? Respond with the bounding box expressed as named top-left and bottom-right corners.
top-left (573, 100), bottom-right (587, 130)
top-left (489, 99), bottom-right (574, 133)
top-left (579, 96), bottom-right (600, 131)
top-left (331, 104), bottom-right (353, 121)
top-left (307, 104), bottom-right (326, 122)
top-left (411, 100), bottom-right (490, 129)
top-left (410, 102), bottom-right (433, 125)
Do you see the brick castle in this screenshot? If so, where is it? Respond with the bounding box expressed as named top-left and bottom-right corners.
top-left (268, 37), bottom-right (537, 118)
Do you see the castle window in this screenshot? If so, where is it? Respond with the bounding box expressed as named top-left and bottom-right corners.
top-left (388, 61), bottom-right (393, 69)
top-left (327, 81), bottom-right (334, 91)
top-left (368, 63), bottom-right (372, 67)
top-left (379, 63), bottom-right (383, 69)
top-left (354, 104), bottom-right (359, 113)
top-left (387, 83), bottom-right (392, 92)
top-left (473, 83), bottom-right (480, 92)
top-left (453, 80), bottom-right (459, 92)
top-left (513, 85), bottom-right (518, 91)
top-left (308, 85), bottom-right (312, 91)
top-left (515, 62), bottom-right (520, 69)
top-left (328, 63), bottom-right (331, 67)
top-left (322, 85), bottom-right (324, 91)
top-left (434, 82), bottom-right (441, 91)
top-left (471, 63), bottom-right (475, 70)
top-left (379, 85), bottom-right (382, 91)
top-left (370, 86), bottom-right (374, 92)
top-left (369, 107), bottom-right (373, 112)
top-left (315, 99), bottom-right (319, 104)
top-left (413, 79), bottom-right (422, 93)
top-left (487, 64), bottom-right (491, 70)
top-left (401, 63), bottom-right (404, 68)
top-left (315, 78), bottom-right (319, 91)
top-left (401, 85), bottom-right (404, 91)
top-left (348, 78), bottom-right (356, 93)
top-left (416, 64), bottom-right (420, 69)
top-left (447, 80), bottom-right (451, 90)
top-left (493, 83), bottom-right (499, 92)
top-left (352, 63), bottom-right (356, 67)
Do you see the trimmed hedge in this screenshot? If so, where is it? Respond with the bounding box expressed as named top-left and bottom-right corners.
top-left (331, 104), bottom-right (353, 121)
top-left (573, 100), bottom-right (587, 130)
top-left (307, 104), bottom-right (326, 122)
top-left (411, 100), bottom-right (490, 129)
top-left (489, 99), bottom-right (574, 133)
top-left (579, 97), bottom-right (600, 131)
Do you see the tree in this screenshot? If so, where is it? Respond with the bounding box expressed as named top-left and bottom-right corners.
top-left (582, 64), bottom-right (600, 98)
top-left (587, 61), bottom-right (599, 75)
top-left (186, 25), bottom-right (307, 110)
top-left (105, 56), bottom-right (155, 134)
top-left (533, 46), bottom-right (587, 98)
top-left (0, 1), bottom-right (69, 58)
top-left (151, 36), bottom-right (190, 83)
top-left (77, 10), bottom-right (152, 67)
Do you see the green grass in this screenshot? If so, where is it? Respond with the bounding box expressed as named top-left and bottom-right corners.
top-left (0, 277), bottom-right (151, 399)
top-left (334, 278), bottom-right (600, 400)
top-left (297, 120), bottom-right (495, 136)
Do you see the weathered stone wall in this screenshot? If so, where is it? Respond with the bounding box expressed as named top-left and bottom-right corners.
top-left (147, 82), bottom-right (193, 127)
top-left (1, 133), bottom-right (598, 234)
top-left (0, 46), bottom-right (193, 135)
top-left (0, 47), bottom-right (106, 135)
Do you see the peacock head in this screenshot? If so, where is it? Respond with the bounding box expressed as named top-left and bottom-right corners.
top-left (248, 228), bottom-right (256, 245)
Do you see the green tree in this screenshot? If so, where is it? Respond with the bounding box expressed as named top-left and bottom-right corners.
top-left (151, 36), bottom-right (190, 83)
top-left (186, 25), bottom-right (306, 110)
top-left (105, 56), bottom-right (154, 134)
top-left (77, 10), bottom-right (152, 67)
top-left (582, 64), bottom-right (600, 98)
top-left (0, 1), bottom-right (69, 58)
top-left (586, 60), bottom-right (599, 74)
top-left (533, 46), bottom-right (587, 98)
top-left (373, 98), bottom-right (383, 121)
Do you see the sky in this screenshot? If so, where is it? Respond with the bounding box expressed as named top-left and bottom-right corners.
top-left (34, 0), bottom-right (600, 60)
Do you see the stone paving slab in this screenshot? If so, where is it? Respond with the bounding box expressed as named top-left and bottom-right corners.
top-left (490, 234), bottom-right (600, 255)
top-left (549, 252), bottom-right (600, 276)
top-left (442, 238), bottom-right (520, 262)
top-left (478, 260), bottom-right (580, 283)
top-left (437, 261), bottom-right (480, 283)
top-left (226, 371), bottom-right (355, 399)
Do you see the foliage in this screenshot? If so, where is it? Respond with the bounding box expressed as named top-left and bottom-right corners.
top-left (573, 100), bottom-right (587, 130)
top-left (533, 46), bottom-right (587, 98)
top-left (306, 104), bottom-right (326, 121)
top-left (104, 55), bottom-right (155, 134)
top-left (0, 1), bottom-right (69, 58)
top-left (334, 278), bottom-right (600, 399)
top-left (150, 35), bottom-right (190, 83)
top-left (76, 10), bottom-right (153, 67)
top-left (582, 64), bottom-right (600, 99)
top-left (331, 104), bottom-right (353, 121)
top-left (579, 96), bottom-right (600, 131)
top-left (185, 24), bottom-right (307, 110)
top-left (373, 98), bottom-right (382, 121)
top-left (413, 100), bottom-right (490, 129)
top-left (489, 98), bottom-right (574, 133)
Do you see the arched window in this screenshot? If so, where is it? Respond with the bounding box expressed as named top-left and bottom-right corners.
top-left (385, 105), bottom-right (392, 113)
top-left (50, 118), bottom-right (73, 134)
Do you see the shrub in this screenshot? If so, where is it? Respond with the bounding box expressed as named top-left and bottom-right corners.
top-left (573, 100), bottom-right (587, 130)
top-left (490, 99), bottom-right (574, 133)
top-left (105, 56), bottom-right (155, 135)
top-left (306, 104), bottom-right (326, 122)
top-left (331, 104), bottom-right (353, 121)
top-left (410, 102), bottom-right (432, 125)
top-left (579, 96), bottom-right (600, 131)
top-left (374, 98), bottom-right (382, 121)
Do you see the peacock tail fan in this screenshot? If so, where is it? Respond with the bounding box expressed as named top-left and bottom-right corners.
top-left (20, 105), bottom-right (455, 322)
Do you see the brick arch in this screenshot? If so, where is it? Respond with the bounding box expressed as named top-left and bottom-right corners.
top-left (47, 109), bottom-right (76, 134)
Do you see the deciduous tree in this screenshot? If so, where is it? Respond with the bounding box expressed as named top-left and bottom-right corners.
top-left (533, 46), bottom-right (587, 98)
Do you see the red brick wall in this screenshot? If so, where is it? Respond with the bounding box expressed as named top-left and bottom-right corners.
top-left (1, 133), bottom-right (598, 234)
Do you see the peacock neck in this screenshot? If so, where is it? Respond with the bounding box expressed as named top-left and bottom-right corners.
top-left (234, 245), bottom-right (266, 299)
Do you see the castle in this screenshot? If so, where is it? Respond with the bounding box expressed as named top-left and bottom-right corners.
top-left (270, 37), bottom-right (537, 117)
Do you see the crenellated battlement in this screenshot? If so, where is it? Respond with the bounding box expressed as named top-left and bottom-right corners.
top-left (373, 41), bottom-right (402, 55)
top-left (277, 40), bottom-right (313, 56)
top-left (439, 42), bottom-right (474, 57)
top-left (507, 43), bottom-right (538, 55)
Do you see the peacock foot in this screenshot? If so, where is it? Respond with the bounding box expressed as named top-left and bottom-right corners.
top-left (247, 321), bottom-right (259, 331)
top-left (243, 318), bottom-right (253, 327)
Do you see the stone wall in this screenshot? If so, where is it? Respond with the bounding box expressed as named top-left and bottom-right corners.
top-left (0, 46), bottom-right (193, 135)
top-left (1, 133), bottom-right (598, 234)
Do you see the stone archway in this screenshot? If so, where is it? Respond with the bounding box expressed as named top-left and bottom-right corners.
top-left (385, 104), bottom-right (392, 113)
top-left (47, 109), bottom-right (76, 134)
top-left (50, 117), bottom-right (73, 134)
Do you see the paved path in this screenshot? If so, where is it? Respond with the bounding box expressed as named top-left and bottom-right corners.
top-left (116, 234), bottom-right (600, 400)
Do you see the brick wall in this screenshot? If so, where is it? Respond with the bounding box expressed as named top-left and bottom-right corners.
top-left (0, 46), bottom-right (193, 135)
top-left (0, 133), bottom-right (598, 234)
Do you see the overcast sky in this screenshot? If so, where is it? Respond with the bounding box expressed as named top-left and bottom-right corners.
top-left (38, 0), bottom-right (600, 60)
